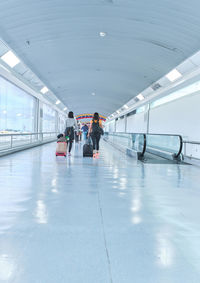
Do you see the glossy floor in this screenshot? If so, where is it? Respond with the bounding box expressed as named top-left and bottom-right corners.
top-left (0, 141), bottom-right (200, 283)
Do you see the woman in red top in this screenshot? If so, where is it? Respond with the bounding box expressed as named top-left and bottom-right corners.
top-left (88, 112), bottom-right (103, 158)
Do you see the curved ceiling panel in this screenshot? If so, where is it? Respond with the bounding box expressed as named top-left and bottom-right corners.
top-left (0, 0), bottom-right (200, 116)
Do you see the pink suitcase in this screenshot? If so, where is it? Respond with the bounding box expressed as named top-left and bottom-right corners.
top-left (56, 142), bottom-right (67, 157)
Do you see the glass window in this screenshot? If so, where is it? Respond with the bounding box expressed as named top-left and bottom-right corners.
top-left (0, 76), bottom-right (37, 133)
top-left (58, 114), bottom-right (66, 133)
top-left (42, 103), bottom-right (56, 132)
top-left (136, 106), bottom-right (145, 114)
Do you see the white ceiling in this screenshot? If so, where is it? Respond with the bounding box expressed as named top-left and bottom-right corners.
top-left (0, 0), bottom-right (200, 117)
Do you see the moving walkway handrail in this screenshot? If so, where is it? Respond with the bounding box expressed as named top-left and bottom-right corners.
top-left (176, 135), bottom-right (183, 159)
top-left (105, 132), bottom-right (183, 159)
top-left (140, 134), bottom-right (146, 157)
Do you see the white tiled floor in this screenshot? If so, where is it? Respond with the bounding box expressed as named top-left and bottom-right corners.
top-left (0, 141), bottom-right (200, 283)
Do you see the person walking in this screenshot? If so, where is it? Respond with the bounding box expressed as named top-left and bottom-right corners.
top-left (82, 123), bottom-right (89, 141)
top-left (64, 111), bottom-right (78, 156)
top-left (88, 112), bottom-right (103, 158)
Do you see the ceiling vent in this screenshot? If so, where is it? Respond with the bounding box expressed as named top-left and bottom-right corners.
top-left (151, 83), bottom-right (161, 91)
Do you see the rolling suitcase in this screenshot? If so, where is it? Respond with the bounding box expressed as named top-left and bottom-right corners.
top-left (83, 138), bottom-right (93, 157)
top-left (56, 142), bottom-right (67, 157)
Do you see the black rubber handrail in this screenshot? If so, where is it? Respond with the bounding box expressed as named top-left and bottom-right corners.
top-left (140, 134), bottom-right (146, 157)
top-left (174, 135), bottom-right (183, 159)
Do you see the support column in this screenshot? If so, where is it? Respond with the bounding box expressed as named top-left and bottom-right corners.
top-left (125, 115), bottom-right (127, 133)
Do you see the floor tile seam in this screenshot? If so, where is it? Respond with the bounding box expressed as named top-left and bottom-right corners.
top-left (97, 190), bottom-right (114, 283)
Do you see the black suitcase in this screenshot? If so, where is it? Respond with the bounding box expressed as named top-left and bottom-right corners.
top-left (83, 138), bottom-right (93, 157)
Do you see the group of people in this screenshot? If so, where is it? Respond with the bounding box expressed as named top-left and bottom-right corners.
top-left (58, 111), bottom-right (103, 158)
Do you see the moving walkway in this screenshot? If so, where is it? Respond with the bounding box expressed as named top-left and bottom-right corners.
top-left (104, 132), bottom-right (184, 164)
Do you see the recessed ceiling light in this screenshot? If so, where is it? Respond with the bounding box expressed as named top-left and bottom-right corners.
top-left (63, 107), bottom-right (67, 111)
top-left (16, 113), bottom-right (22, 117)
top-left (40, 86), bottom-right (48, 94)
top-left (137, 94), bottom-right (144, 101)
top-left (1, 50), bottom-right (20, 68)
top-left (2, 110), bottom-right (7, 114)
top-left (124, 104), bottom-right (129, 109)
top-left (55, 100), bottom-right (61, 105)
top-left (91, 92), bottom-right (96, 96)
top-left (99, 32), bottom-right (106, 37)
top-left (166, 69), bottom-right (182, 82)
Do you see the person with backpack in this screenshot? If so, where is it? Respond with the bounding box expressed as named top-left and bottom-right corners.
top-left (82, 123), bottom-right (89, 141)
top-left (88, 112), bottom-right (103, 158)
top-left (64, 111), bottom-right (78, 156)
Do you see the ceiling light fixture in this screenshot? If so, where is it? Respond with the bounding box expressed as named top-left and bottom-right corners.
top-left (16, 113), bottom-right (22, 117)
top-left (99, 32), bottom-right (106, 37)
top-left (91, 92), bottom-right (96, 96)
top-left (63, 107), bottom-right (67, 111)
top-left (116, 110), bottom-right (120, 114)
top-left (55, 100), bottom-right (61, 105)
top-left (137, 94), bottom-right (144, 101)
top-left (2, 110), bottom-right (7, 114)
top-left (166, 69), bottom-right (182, 82)
top-left (123, 104), bottom-right (129, 109)
top-left (1, 50), bottom-right (20, 68)
top-left (40, 86), bottom-right (48, 94)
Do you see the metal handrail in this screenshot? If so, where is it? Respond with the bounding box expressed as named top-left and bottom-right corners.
top-left (0, 132), bottom-right (58, 153)
top-left (0, 132), bottom-right (58, 137)
top-left (107, 131), bottom-right (182, 137)
top-left (183, 140), bottom-right (200, 145)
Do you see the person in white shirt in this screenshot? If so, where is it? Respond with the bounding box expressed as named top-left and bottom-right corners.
top-left (64, 111), bottom-right (78, 156)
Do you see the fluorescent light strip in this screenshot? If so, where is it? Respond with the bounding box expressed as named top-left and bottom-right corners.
top-left (166, 69), bottom-right (182, 82)
top-left (56, 100), bottom-right (61, 105)
top-left (1, 50), bottom-right (20, 68)
top-left (137, 94), bottom-right (144, 101)
top-left (40, 86), bottom-right (48, 94)
top-left (151, 80), bottom-right (200, 109)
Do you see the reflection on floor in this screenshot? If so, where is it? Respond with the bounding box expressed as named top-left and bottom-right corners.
top-left (0, 141), bottom-right (200, 283)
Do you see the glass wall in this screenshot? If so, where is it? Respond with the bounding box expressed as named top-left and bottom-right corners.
top-left (58, 114), bottom-right (66, 133)
top-left (42, 103), bottom-right (56, 132)
top-left (0, 76), bottom-right (37, 133)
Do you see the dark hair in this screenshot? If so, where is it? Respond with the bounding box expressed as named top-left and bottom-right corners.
top-left (93, 112), bottom-right (99, 121)
top-left (68, 111), bottom-right (74, 118)
top-left (57, 133), bottom-right (64, 139)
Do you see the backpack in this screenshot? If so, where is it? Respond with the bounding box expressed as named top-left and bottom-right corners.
top-left (92, 120), bottom-right (104, 135)
top-left (92, 120), bottom-right (101, 134)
